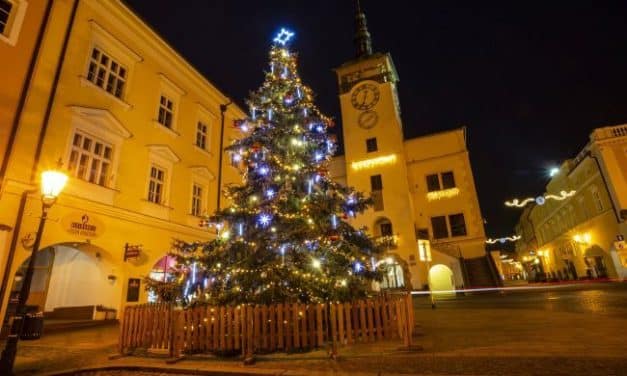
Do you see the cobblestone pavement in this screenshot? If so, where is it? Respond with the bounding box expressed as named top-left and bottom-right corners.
top-left (8, 282), bottom-right (627, 375)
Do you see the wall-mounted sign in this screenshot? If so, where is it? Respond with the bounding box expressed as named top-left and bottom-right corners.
top-left (124, 243), bottom-right (142, 262)
top-left (127, 278), bottom-right (140, 302)
top-left (61, 212), bottom-right (105, 238)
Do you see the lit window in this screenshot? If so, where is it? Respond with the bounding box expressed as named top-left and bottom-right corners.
top-left (441, 171), bottom-right (455, 189)
top-left (426, 174), bottom-right (440, 192)
top-left (0, 0), bottom-right (12, 35)
top-left (449, 213), bottom-right (467, 237)
top-left (86, 47), bottom-right (127, 98)
top-left (67, 131), bottom-right (113, 186)
top-left (148, 166), bottom-right (165, 204)
top-left (157, 95), bottom-right (174, 128)
top-left (381, 261), bottom-right (404, 289)
top-left (191, 184), bottom-right (204, 216)
top-left (196, 122), bottom-right (208, 150)
top-left (431, 216), bottom-right (448, 239)
top-left (366, 137), bottom-right (378, 153)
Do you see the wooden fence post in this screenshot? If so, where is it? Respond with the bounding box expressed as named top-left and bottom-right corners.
top-left (329, 302), bottom-right (338, 360)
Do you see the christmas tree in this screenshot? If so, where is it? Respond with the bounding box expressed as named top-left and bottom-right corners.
top-left (148, 29), bottom-right (385, 306)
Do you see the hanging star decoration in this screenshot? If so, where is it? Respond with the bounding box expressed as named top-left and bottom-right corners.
top-left (505, 190), bottom-right (576, 208)
top-left (486, 235), bottom-right (522, 244)
top-left (273, 28), bottom-right (295, 46)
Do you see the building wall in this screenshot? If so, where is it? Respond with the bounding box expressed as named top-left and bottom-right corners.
top-left (516, 125), bottom-right (627, 281)
top-left (405, 128), bottom-right (487, 260)
top-left (0, 0), bottom-right (244, 320)
top-left (0, 0), bottom-right (50, 177)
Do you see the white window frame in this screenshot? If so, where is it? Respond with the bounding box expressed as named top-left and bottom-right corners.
top-left (195, 103), bottom-right (216, 155)
top-left (148, 164), bottom-right (166, 204)
top-left (80, 21), bottom-right (142, 109)
top-left (62, 106), bottom-right (131, 204)
top-left (67, 130), bottom-right (114, 186)
top-left (190, 182), bottom-right (205, 216)
top-left (153, 73), bottom-right (185, 137)
top-left (189, 166), bottom-right (214, 217)
top-left (85, 47), bottom-right (128, 99)
top-left (0, 0), bottom-right (27, 46)
top-left (145, 145), bottom-right (180, 207)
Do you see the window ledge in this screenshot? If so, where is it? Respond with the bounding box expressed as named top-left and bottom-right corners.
top-left (63, 178), bottom-right (119, 205)
top-left (193, 145), bottom-right (213, 158)
top-left (152, 120), bottom-right (180, 138)
top-left (79, 76), bottom-right (133, 110)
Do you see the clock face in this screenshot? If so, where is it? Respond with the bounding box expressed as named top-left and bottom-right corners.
top-left (351, 83), bottom-right (380, 110)
top-left (358, 110), bottom-right (378, 129)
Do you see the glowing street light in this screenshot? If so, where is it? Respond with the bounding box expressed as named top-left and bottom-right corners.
top-left (1, 167), bottom-right (68, 373)
top-left (549, 167), bottom-right (560, 177)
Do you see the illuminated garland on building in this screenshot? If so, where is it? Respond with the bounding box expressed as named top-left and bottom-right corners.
top-left (486, 235), bottom-right (521, 244)
top-left (505, 190), bottom-right (576, 208)
top-left (426, 187), bottom-right (460, 201)
top-left (350, 154), bottom-right (397, 171)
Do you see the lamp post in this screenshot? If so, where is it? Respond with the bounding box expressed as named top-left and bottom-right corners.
top-left (418, 240), bottom-right (435, 309)
top-left (0, 168), bottom-right (67, 374)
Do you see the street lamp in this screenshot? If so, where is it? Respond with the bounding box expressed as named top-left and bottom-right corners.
top-left (0, 168), bottom-right (67, 374)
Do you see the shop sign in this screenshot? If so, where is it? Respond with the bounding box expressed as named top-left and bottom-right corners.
top-left (62, 212), bottom-right (105, 238)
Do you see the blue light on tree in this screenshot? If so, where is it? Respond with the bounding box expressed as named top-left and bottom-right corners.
top-left (258, 213), bottom-right (272, 227)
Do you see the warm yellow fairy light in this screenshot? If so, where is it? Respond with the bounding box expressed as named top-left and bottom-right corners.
top-left (350, 154), bottom-right (397, 171)
top-left (426, 187), bottom-right (460, 201)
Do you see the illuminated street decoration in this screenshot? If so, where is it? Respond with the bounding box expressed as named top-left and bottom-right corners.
top-left (505, 190), bottom-right (576, 207)
top-left (486, 235), bottom-right (521, 244)
top-left (351, 154), bottom-right (397, 171)
top-left (426, 187), bottom-right (460, 201)
top-left (273, 28), bottom-right (294, 46)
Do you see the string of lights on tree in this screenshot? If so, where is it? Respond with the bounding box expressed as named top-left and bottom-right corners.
top-left (145, 28), bottom-right (385, 306)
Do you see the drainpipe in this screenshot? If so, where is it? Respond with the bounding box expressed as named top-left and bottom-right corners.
top-left (589, 152), bottom-right (622, 223)
top-left (216, 99), bottom-right (232, 211)
top-left (0, 0), bottom-right (55, 186)
top-left (0, 0), bottom-right (80, 318)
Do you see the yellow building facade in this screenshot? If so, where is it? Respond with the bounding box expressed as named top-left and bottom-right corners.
top-left (0, 0), bottom-right (244, 326)
top-left (515, 125), bottom-right (627, 281)
top-left (330, 6), bottom-right (493, 291)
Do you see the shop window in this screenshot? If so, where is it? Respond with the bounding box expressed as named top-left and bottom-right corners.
top-left (431, 216), bottom-right (448, 239)
top-left (449, 213), bottom-right (467, 237)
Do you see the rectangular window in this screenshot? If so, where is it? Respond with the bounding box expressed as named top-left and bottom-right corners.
top-left (592, 189), bottom-right (604, 213)
top-left (431, 216), bottom-right (449, 239)
top-left (416, 228), bottom-right (429, 240)
top-left (196, 122), bottom-right (208, 150)
top-left (158, 95), bottom-right (174, 128)
top-left (0, 0), bottom-right (12, 35)
top-left (67, 131), bottom-right (112, 186)
top-left (148, 166), bottom-right (165, 204)
top-left (441, 171), bottom-right (456, 189)
top-left (86, 47), bottom-right (127, 98)
top-left (426, 174), bottom-right (440, 192)
top-left (449, 213), bottom-right (467, 237)
top-left (366, 137), bottom-right (378, 153)
top-left (370, 174), bottom-right (383, 191)
top-left (191, 184), bottom-right (203, 216)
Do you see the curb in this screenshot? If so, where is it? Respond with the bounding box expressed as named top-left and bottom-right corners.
top-left (41, 365), bottom-right (288, 376)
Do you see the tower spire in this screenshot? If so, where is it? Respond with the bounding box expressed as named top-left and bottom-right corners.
top-left (353, 0), bottom-right (373, 58)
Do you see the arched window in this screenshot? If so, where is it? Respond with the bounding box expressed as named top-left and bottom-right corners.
top-left (380, 258), bottom-right (405, 289)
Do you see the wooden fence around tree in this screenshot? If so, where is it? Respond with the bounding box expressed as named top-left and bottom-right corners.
top-left (118, 293), bottom-right (414, 359)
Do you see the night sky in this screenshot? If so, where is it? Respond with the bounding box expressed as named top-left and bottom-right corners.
top-left (125, 0), bottom-right (627, 239)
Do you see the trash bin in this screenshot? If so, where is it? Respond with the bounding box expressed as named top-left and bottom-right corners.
top-left (20, 312), bottom-right (44, 340)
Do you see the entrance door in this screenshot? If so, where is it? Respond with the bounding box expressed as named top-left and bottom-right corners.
top-left (428, 264), bottom-right (455, 295)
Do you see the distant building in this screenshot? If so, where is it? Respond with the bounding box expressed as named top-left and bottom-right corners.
top-left (0, 0), bottom-right (244, 328)
top-left (514, 125), bottom-right (627, 281)
top-left (329, 4), bottom-right (497, 291)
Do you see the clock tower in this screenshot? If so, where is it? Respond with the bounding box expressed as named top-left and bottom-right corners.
top-left (335, 0), bottom-right (424, 289)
